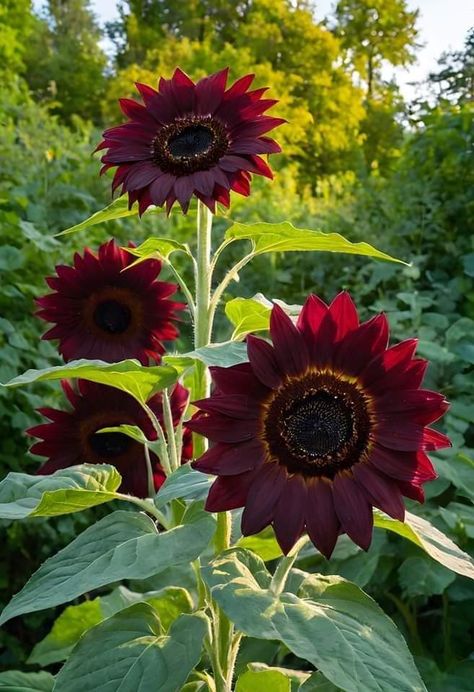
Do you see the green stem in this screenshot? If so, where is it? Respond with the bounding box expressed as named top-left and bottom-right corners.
top-left (270, 535), bottom-right (309, 597)
top-left (164, 258), bottom-right (196, 319)
top-left (214, 511), bottom-right (232, 555)
top-left (209, 251), bottom-right (255, 326)
top-left (143, 403), bottom-right (171, 476)
top-left (162, 388), bottom-right (179, 472)
top-left (193, 200), bottom-right (235, 692)
top-left (193, 200), bottom-right (213, 458)
top-left (143, 444), bottom-right (156, 498)
top-left (115, 493), bottom-right (170, 528)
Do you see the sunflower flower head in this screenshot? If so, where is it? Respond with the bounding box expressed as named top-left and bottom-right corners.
top-left (189, 293), bottom-right (451, 557)
top-left (28, 381), bottom-right (192, 498)
top-left (36, 239), bottom-right (184, 364)
top-left (97, 67), bottom-right (284, 214)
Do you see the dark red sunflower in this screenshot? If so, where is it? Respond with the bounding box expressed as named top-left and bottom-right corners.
top-left (97, 67), bottom-right (284, 214)
top-left (189, 293), bottom-right (451, 557)
top-left (27, 380), bottom-right (192, 498)
top-left (36, 239), bottom-right (184, 364)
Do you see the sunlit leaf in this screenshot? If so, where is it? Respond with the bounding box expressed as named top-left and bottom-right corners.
top-left (225, 221), bottom-right (406, 264)
top-left (126, 236), bottom-right (192, 263)
top-left (3, 358), bottom-right (180, 404)
top-left (57, 196), bottom-right (142, 236)
top-left (374, 510), bottom-right (474, 579)
top-left (0, 465), bottom-right (121, 520)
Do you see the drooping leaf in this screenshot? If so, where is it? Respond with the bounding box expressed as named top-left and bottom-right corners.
top-left (225, 221), bottom-right (406, 264)
top-left (54, 605), bottom-right (207, 692)
top-left (0, 465), bottom-right (121, 520)
top-left (0, 505), bottom-right (215, 625)
top-left (154, 464), bottom-right (214, 509)
top-left (126, 236), bottom-right (192, 263)
top-left (57, 196), bottom-right (141, 236)
top-left (3, 359), bottom-right (180, 405)
top-left (0, 671), bottom-right (54, 691)
top-left (203, 549), bottom-right (426, 692)
top-left (374, 511), bottom-right (474, 579)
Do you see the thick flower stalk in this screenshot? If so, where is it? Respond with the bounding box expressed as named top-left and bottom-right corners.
top-left (97, 67), bottom-right (284, 214)
top-left (28, 380), bottom-right (192, 498)
top-left (190, 293), bottom-right (451, 557)
top-left (36, 239), bottom-right (184, 364)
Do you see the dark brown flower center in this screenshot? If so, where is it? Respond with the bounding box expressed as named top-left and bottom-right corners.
top-left (283, 391), bottom-right (353, 458)
top-left (168, 125), bottom-right (214, 158)
top-left (93, 299), bottom-right (132, 335)
top-left (152, 115), bottom-right (229, 175)
top-left (89, 431), bottom-right (132, 458)
top-left (263, 372), bottom-right (371, 478)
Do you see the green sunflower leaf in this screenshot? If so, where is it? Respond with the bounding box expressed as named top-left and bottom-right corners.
top-left (28, 585), bottom-right (194, 667)
top-left (184, 341), bottom-right (249, 367)
top-left (225, 221), bottom-right (407, 264)
top-left (154, 464), bottom-right (214, 509)
top-left (203, 549), bottom-right (426, 692)
top-left (0, 464), bottom-right (121, 520)
top-left (53, 605), bottom-right (207, 692)
top-left (56, 196), bottom-right (139, 236)
top-left (235, 667), bottom-right (292, 692)
top-left (0, 505), bottom-right (215, 625)
top-left (0, 671), bottom-right (55, 691)
top-left (225, 295), bottom-right (303, 340)
top-left (2, 358), bottom-right (180, 404)
top-left (126, 236), bottom-right (192, 263)
top-left (374, 510), bottom-right (474, 579)
top-left (225, 296), bottom-right (272, 340)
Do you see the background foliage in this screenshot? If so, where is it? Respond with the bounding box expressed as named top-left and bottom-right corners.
top-left (0, 0), bottom-right (472, 688)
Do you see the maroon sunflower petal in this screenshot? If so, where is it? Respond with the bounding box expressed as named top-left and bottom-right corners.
top-left (269, 304), bottom-right (309, 375)
top-left (353, 463), bottom-right (405, 521)
top-left (241, 463), bottom-right (287, 536)
top-left (305, 478), bottom-right (340, 559)
top-left (205, 470), bottom-right (255, 511)
top-left (273, 474), bottom-right (307, 554)
top-left (332, 473), bottom-right (374, 551)
top-left (192, 438), bottom-right (265, 476)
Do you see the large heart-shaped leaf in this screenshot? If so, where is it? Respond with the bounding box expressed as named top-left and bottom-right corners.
top-left (0, 465), bottom-right (121, 520)
top-left (0, 505), bottom-right (214, 625)
top-left (54, 605), bottom-right (207, 692)
top-left (3, 359), bottom-right (179, 405)
top-left (203, 549), bottom-right (426, 692)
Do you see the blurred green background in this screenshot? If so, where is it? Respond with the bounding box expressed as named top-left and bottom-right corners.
top-left (0, 1), bottom-right (472, 688)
